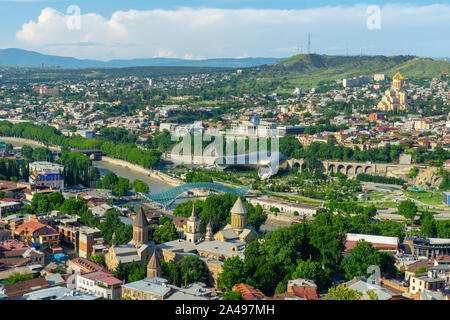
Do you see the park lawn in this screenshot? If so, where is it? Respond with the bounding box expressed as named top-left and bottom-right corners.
top-left (375, 201), bottom-right (399, 208)
top-left (367, 191), bottom-right (388, 201)
top-left (270, 193), bottom-right (322, 207)
top-left (403, 191), bottom-right (443, 206)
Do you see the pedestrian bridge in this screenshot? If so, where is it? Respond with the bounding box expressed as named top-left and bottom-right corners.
top-left (139, 182), bottom-right (251, 208)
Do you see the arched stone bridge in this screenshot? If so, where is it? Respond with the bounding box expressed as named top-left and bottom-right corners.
top-left (51, 148), bottom-right (102, 160)
top-left (285, 159), bottom-right (428, 178)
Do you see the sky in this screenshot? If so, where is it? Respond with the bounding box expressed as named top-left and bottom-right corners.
top-left (0, 0), bottom-right (449, 60)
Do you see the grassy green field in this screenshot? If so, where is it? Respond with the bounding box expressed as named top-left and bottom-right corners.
top-left (375, 201), bottom-right (399, 208)
top-left (367, 191), bottom-right (388, 201)
top-left (403, 191), bottom-right (443, 206)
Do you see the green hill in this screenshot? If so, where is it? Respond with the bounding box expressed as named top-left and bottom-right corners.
top-left (246, 54), bottom-right (449, 92)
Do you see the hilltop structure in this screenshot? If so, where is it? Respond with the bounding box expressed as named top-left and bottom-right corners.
top-left (105, 209), bottom-right (154, 271)
top-left (377, 72), bottom-right (409, 112)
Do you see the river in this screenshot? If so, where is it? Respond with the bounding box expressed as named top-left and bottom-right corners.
top-left (3, 137), bottom-right (173, 194)
top-left (92, 160), bottom-right (171, 194)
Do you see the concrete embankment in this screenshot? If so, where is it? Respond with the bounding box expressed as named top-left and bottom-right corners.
top-left (1, 136), bottom-right (60, 151)
top-left (100, 156), bottom-right (184, 187)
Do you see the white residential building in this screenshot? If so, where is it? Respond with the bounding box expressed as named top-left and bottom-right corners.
top-left (76, 271), bottom-right (122, 300)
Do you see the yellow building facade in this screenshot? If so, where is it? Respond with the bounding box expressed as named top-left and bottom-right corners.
top-left (377, 72), bottom-right (408, 112)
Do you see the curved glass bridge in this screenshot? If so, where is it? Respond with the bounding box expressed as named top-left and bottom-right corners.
top-left (139, 182), bottom-right (251, 208)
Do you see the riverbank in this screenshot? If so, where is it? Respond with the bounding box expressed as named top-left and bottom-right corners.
top-left (2, 136), bottom-right (183, 189)
top-left (99, 156), bottom-right (184, 187)
top-left (1, 136), bottom-right (60, 151)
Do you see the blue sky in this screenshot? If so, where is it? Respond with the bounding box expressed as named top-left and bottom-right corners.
top-left (1, 1), bottom-right (449, 60)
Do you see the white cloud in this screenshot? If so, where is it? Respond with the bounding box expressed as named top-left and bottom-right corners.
top-left (236, 53), bottom-right (250, 59)
top-left (14, 4), bottom-right (450, 60)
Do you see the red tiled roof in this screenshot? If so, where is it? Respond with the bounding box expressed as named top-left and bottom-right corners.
top-left (345, 240), bottom-right (398, 251)
top-left (81, 271), bottom-right (114, 281)
top-left (172, 217), bottom-right (187, 227)
top-left (0, 239), bottom-right (29, 251)
top-left (292, 286), bottom-right (319, 300)
top-left (69, 257), bottom-right (106, 273)
top-left (0, 198), bottom-right (20, 203)
top-left (0, 249), bottom-right (28, 258)
top-left (232, 283), bottom-right (266, 300)
top-left (100, 276), bottom-right (122, 286)
top-left (271, 292), bottom-right (300, 300)
top-left (0, 257), bottom-right (30, 267)
top-left (3, 277), bottom-right (49, 297)
top-left (15, 221), bottom-right (58, 237)
top-left (405, 260), bottom-right (433, 273)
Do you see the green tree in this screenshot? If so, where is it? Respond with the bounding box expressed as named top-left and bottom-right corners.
top-left (160, 259), bottom-right (180, 285)
top-left (159, 216), bottom-right (172, 225)
top-left (47, 192), bottom-right (65, 208)
top-left (32, 147), bottom-right (54, 162)
top-left (217, 256), bottom-right (247, 291)
top-left (421, 217), bottom-right (437, 237)
top-left (113, 261), bottom-right (128, 281)
top-left (60, 151), bottom-right (91, 187)
top-left (176, 256), bottom-right (209, 287)
top-left (21, 145), bottom-right (34, 160)
top-left (5, 272), bottom-right (32, 285)
top-left (112, 177), bottom-right (130, 196)
top-left (367, 290), bottom-right (378, 300)
top-left (88, 254), bottom-right (106, 267)
top-left (98, 210), bottom-right (133, 245)
top-left (153, 220), bottom-right (179, 244)
top-left (222, 291), bottom-right (243, 300)
top-left (341, 240), bottom-right (381, 280)
top-left (88, 167), bottom-right (101, 181)
top-left (128, 262), bottom-right (147, 283)
top-left (325, 284), bottom-right (361, 300)
top-left (407, 167), bottom-right (419, 178)
top-left (363, 205), bottom-right (377, 220)
top-left (292, 260), bottom-right (331, 290)
top-left (414, 266), bottom-right (427, 275)
top-left (102, 172), bottom-right (119, 190)
top-left (279, 135), bottom-right (302, 158)
top-left (30, 192), bottom-right (51, 213)
top-left (398, 200), bottom-right (418, 221)
top-left (132, 179), bottom-right (149, 193)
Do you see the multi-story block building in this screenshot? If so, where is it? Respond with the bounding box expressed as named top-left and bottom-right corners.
top-left (248, 196), bottom-right (318, 218)
top-left (404, 236), bottom-right (450, 259)
top-left (76, 271), bottom-right (122, 300)
top-left (13, 221), bottom-right (60, 248)
top-left (29, 162), bottom-right (64, 191)
top-left (409, 268), bottom-right (447, 294)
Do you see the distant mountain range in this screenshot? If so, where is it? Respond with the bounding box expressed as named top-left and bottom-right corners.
top-left (0, 48), bottom-right (282, 68)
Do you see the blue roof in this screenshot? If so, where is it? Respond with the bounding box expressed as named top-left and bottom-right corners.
top-left (30, 243), bottom-right (42, 247)
top-left (53, 253), bottom-right (68, 260)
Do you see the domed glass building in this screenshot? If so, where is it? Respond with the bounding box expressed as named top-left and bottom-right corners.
top-left (250, 115), bottom-right (260, 125)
